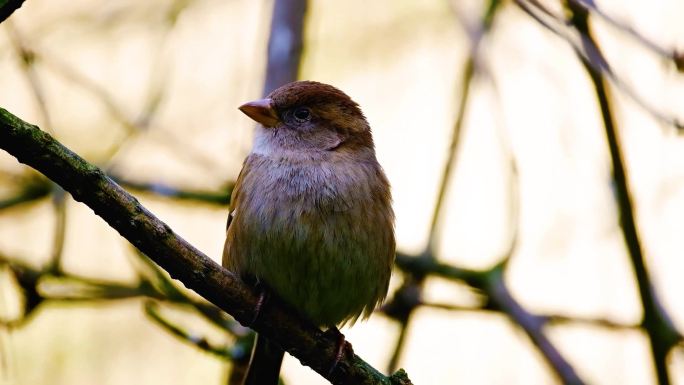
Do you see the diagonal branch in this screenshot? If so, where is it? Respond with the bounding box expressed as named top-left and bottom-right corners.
top-left (0, 107), bottom-right (412, 385)
top-left (485, 267), bottom-right (585, 385)
top-left (513, 0), bottom-right (683, 131)
top-left (395, 255), bottom-right (589, 384)
top-left (567, 0), bottom-right (684, 69)
top-left (144, 301), bottom-right (238, 360)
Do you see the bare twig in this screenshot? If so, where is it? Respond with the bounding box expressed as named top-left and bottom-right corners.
top-left (47, 188), bottom-right (67, 273)
top-left (425, 57), bottom-right (474, 252)
top-left (0, 254), bottom-right (165, 324)
top-left (420, 301), bottom-right (640, 331)
top-left (0, 177), bottom-right (51, 210)
top-left (514, 0), bottom-right (684, 130)
top-left (544, 314), bottom-right (638, 330)
top-left (112, 175), bottom-right (232, 206)
top-left (128, 248), bottom-right (242, 333)
top-left (39, 53), bottom-right (141, 135)
top-left (5, 22), bottom-right (53, 135)
top-left (426, 0), bottom-right (502, 252)
top-left (568, 0), bottom-right (683, 69)
top-left (144, 301), bottom-right (237, 360)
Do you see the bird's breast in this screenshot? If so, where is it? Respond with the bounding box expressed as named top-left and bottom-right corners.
top-left (225, 153), bottom-right (394, 326)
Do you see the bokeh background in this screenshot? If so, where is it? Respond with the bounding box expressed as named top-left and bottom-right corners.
top-left (1, 0), bottom-right (683, 384)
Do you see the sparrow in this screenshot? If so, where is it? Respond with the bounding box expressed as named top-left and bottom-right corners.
top-left (223, 80), bottom-right (395, 385)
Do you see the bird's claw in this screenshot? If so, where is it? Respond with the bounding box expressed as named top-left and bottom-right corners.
top-left (324, 327), bottom-right (353, 376)
top-left (247, 286), bottom-right (268, 327)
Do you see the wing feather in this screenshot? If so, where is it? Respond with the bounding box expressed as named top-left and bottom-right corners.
top-left (222, 159), bottom-right (250, 268)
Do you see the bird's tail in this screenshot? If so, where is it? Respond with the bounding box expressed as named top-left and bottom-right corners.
top-left (242, 333), bottom-right (285, 385)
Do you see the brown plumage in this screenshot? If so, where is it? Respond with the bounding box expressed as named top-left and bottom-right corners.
top-left (223, 81), bottom-right (395, 384)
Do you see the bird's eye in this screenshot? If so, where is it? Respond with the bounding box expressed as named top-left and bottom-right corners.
top-left (293, 107), bottom-right (311, 122)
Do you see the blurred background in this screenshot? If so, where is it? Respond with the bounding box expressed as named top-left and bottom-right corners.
top-left (1, 0), bottom-right (683, 384)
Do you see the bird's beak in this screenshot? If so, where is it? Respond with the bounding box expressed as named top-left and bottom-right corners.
top-left (238, 98), bottom-right (279, 128)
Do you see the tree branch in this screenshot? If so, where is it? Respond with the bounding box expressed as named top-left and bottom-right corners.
top-left (261, 0), bottom-right (307, 95)
top-left (563, 3), bottom-right (682, 384)
top-left (0, 0), bottom-right (26, 24)
top-left (395, 254), bottom-right (587, 385)
top-left (0, 107), bottom-right (412, 385)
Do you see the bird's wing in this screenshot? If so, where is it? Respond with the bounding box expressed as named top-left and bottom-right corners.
top-left (222, 157), bottom-right (250, 268)
top-left (225, 156), bottom-right (252, 230)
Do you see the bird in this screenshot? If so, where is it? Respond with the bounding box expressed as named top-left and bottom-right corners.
top-left (223, 80), bottom-right (395, 385)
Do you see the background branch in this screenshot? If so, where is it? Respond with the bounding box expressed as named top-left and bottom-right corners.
top-left (0, 0), bottom-right (26, 24)
top-left (261, 0), bottom-right (307, 95)
top-left (563, 2), bottom-right (682, 383)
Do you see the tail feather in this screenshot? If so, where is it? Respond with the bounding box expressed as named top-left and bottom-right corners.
top-left (243, 333), bottom-right (285, 385)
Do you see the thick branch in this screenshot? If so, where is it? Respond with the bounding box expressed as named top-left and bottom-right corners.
top-left (0, 107), bottom-right (411, 385)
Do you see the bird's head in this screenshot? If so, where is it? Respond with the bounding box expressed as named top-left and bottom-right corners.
top-left (239, 81), bottom-right (374, 156)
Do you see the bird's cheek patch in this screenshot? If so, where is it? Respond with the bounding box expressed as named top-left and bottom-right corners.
top-left (320, 131), bottom-right (346, 151)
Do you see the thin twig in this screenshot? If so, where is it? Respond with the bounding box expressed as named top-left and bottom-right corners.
top-left (513, 0), bottom-right (683, 130)
top-left (5, 21), bottom-right (54, 135)
top-left (112, 175), bottom-right (232, 206)
top-left (128, 248), bottom-right (242, 333)
top-left (421, 301), bottom-right (641, 331)
top-left (426, 57), bottom-right (474, 252)
top-left (425, 0), bottom-right (502, 251)
top-left (144, 301), bottom-right (237, 360)
top-left (47, 187), bottom-right (67, 273)
top-left (544, 314), bottom-right (639, 330)
top-left (568, 0), bottom-right (683, 68)
top-left (0, 178), bottom-right (51, 210)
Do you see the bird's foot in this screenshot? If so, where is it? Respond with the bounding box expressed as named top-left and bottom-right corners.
top-left (246, 284), bottom-right (269, 327)
top-left (323, 327), bottom-right (353, 376)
